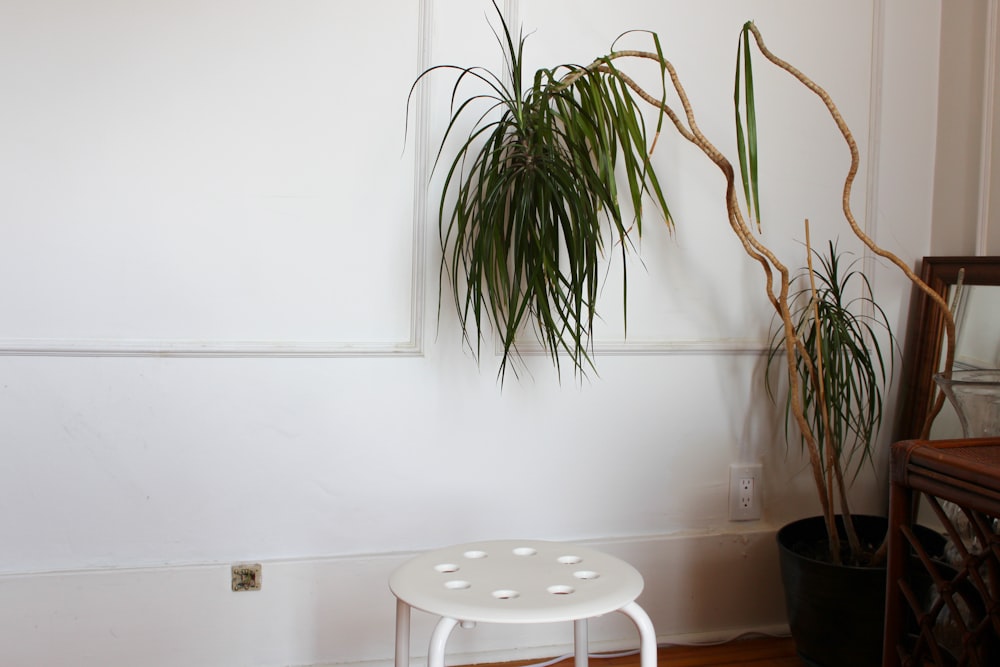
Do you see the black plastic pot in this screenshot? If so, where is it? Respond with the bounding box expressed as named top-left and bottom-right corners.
top-left (777, 514), bottom-right (944, 667)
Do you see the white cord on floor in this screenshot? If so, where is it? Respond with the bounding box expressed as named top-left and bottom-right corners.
top-left (522, 649), bottom-right (639, 667)
top-left (516, 630), bottom-right (792, 667)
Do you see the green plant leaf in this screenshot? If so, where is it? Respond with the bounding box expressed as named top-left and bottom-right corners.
top-left (734, 22), bottom-right (761, 230)
top-left (413, 5), bottom-right (672, 382)
top-left (766, 241), bottom-right (895, 483)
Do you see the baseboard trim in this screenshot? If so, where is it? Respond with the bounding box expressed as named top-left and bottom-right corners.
top-left (0, 531), bottom-right (788, 667)
top-left (315, 624), bottom-right (793, 667)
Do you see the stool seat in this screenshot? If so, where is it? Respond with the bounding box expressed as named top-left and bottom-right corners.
top-left (389, 540), bottom-right (656, 667)
top-left (389, 540), bottom-right (644, 624)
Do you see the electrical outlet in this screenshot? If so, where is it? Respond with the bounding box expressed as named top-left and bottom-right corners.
top-left (231, 563), bottom-right (262, 591)
top-left (729, 463), bottom-right (762, 521)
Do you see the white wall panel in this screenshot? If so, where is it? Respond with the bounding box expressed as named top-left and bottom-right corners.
top-left (0, 0), bottom-right (425, 354)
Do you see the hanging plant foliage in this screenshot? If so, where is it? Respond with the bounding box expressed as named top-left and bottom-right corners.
top-left (411, 5), bottom-right (671, 381)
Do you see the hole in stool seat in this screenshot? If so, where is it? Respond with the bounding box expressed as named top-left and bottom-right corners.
top-left (558, 555), bottom-right (582, 565)
top-left (574, 570), bottom-right (599, 580)
top-left (547, 585), bottom-right (575, 595)
top-left (444, 580), bottom-right (471, 590)
top-left (435, 563), bottom-right (460, 573)
top-left (463, 550), bottom-right (488, 559)
top-left (512, 547), bottom-right (537, 556)
top-left (491, 589), bottom-right (519, 599)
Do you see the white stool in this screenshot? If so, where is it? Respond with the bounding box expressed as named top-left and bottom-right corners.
top-left (389, 540), bottom-right (656, 667)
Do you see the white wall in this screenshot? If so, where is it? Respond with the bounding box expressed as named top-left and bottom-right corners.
top-left (0, 2), bottom-right (943, 666)
top-left (932, 0), bottom-right (987, 256)
top-left (934, 0), bottom-right (1000, 256)
top-left (983, 1), bottom-right (1000, 256)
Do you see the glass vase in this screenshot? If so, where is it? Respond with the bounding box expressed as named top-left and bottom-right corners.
top-left (933, 369), bottom-right (1000, 438)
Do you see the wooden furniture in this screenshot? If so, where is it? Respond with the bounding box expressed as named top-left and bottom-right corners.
top-left (893, 256), bottom-right (1000, 442)
top-left (883, 438), bottom-right (1000, 667)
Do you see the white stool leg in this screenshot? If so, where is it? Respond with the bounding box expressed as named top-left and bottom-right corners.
top-left (574, 619), bottom-right (589, 667)
top-left (618, 601), bottom-right (656, 667)
top-left (427, 616), bottom-right (460, 667)
top-left (395, 599), bottom-right (411, 667)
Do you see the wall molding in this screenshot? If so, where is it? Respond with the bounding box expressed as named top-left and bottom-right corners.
top-left (862, 0), bottom-right (885, 282)
top-left (978, 0), bottom-right (999, 256)
top-left (0, 338), bottom-right (421, 358)
top-left (498, 338), bottom-right (770, 360)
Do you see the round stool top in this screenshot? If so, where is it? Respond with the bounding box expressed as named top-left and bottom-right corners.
top-left (389, 540), bottom-right (644, 624)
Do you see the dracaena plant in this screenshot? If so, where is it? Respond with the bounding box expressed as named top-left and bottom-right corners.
top-left (410, 3), bottom-right (672, 381)
top-left (412, 5), bottom-right (956, 562)
top-left (766, 240), bottom-right (895, 564)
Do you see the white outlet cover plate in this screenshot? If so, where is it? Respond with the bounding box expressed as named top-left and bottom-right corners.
top-left (729, 463), bottom-right (762, 521)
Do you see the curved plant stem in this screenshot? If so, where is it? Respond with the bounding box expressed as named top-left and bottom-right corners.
top-left (583, 25), bottom-right (957, 561)
top-left (740, 24), bottom-right (958, 440)
top-left (580, 46), bottom-right (836, 549)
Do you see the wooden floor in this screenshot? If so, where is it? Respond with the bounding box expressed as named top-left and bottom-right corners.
top-left (464, 637), bottom-right (804, 667)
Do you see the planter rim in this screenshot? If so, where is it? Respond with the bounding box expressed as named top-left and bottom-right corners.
top-left (776, 514), bottom-right (889, 571)
top-left (777, 514), bottom-right (944, 571)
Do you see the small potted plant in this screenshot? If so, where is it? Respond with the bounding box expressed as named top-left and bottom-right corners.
top-left (764, 239), bottom-right (950, 665)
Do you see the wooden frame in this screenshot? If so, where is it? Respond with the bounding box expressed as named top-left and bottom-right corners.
top-left (894, 256), bottom-right (1000, 441)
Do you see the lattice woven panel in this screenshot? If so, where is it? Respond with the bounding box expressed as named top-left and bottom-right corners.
top-left (893, 497), bottom-right (1000, 666)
